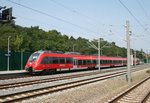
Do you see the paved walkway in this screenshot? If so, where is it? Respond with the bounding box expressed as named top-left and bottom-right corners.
top-left (0, 70), bottom-right (27, 75)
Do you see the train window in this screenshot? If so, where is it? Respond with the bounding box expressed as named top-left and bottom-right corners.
top-left (41, 57), bottom-right (48, 64)
top-left (109, 60), bottom-right (111, 63)
top-left (104, 60), bottom-right (106, 64)
top-left (91, 60), bottom-right (93, 64)
top-left (115, 61), bottom-right (117, 63)
top-left (112, 60), bottom-right (114, 63)
top-left (106, 60), bottom-right (108, 64)
top-left (52, 57), bottom-right (59, 64)
top-left (103, 60), bottom-right (106, 64)
top-left (93, 60), bottom-right (96, 64)
top-left (105, 60), bottom-right (107, 64)
top-left (78, 60), bottom-right (82, 65)
top-left (107, 60), bottom-right (109, 63)
top-left (66, 58), bottom-right (73, 64)
top-left (87, 60), bottom-right (91, 64)
top-left (90, 60), bottom-right (92, 64)
top-left (100, 60), bottom-right (103, 64)
top-left (91, 60), bottom-right (94, 64)
top-left (48, 57), bottom-right (53, 64)
top-left (29, 53), bottom-right (40, 61)
top-left (83, 60), bottom-right (86, 65)
top-left (96, 60), bottom-right (98, 64)
top-left (59, 57), bottom-right (65, 64)
top-left (124, 60), bottom-right (127, 63)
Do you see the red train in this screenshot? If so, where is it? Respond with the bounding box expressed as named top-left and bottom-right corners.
top-left (25, 50), bottom-right (138, 74)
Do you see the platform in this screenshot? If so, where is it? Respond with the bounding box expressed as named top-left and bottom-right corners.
top-left (0, 70), bottom-right (27, 75)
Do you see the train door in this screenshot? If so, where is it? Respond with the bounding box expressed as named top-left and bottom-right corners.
top-left (73, 59), bottom-right (77, 69)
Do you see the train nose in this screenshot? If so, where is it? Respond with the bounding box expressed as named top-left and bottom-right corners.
top-left (25, 61), bottom-right (34, 69)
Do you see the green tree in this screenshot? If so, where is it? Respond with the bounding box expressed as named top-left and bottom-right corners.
top-left (13, 35), bottom-right (23, 52)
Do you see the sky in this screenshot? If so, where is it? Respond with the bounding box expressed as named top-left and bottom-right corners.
top-left (1, 0), bottom-right (150, 53)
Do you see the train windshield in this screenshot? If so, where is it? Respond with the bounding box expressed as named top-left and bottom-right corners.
top-left (29, 53), bottom-right (40, 61)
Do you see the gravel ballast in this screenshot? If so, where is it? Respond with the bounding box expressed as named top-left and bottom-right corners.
top-left (23, 68), bottom-right (150, 103)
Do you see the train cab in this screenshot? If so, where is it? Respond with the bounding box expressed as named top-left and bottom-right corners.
top-left (25, 51), bottom-right (40, 73)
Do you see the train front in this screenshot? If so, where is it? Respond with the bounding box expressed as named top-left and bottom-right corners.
top-left (25, 52), bottom-right (41, 74)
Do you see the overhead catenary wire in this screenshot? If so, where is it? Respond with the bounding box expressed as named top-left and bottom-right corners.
top-left (15, 14), bottom-right (92, 38)
top-left (7, 0), bottom-right (127, 44)
top-left (50, 0), bottom-right (103, 28)
top-left (7, 0), bottom-right (101, 37)
top-left (136, 0), bottom-right (150, 21)
top-left (8, 0), bottom-right (126, 46)
top-left (118, 0), bottom-right (149, 33)
top-left (8, 0), bottom-right (149, 52)
top-left (118, 0), bottom-right (150, 52)
top-left (50, 0), bottom-right (126, 40)
top-left (8, 0), bottom-right (124, 40)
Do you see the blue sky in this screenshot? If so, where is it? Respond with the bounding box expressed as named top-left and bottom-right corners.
top-left (1, 0), bottom-right (150, 53)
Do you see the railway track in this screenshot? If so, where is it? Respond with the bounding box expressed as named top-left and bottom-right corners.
top-left (0, 70), bottom-right (101, 89)
top-left (0, 69), bottom-right (127, 90)
top-left (0, 66), bottom-right (125, 80)
top-left (0, 64), bottom-right (149, 102)
top-left (107, 76), bottom-right (150, 103)
top-left (0, 69), bottom-right (110, 81)
top-left (0, 71), bottom-right (126, 103)
top-left (0, 64), bottom-right (148, 81)
top-left (0, 64), bottom-right (147, 90)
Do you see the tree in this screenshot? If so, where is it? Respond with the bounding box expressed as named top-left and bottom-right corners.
top-left (13, 35), bottom-right (23, 52)
top-left (0, 23), bottom-right (145, 60)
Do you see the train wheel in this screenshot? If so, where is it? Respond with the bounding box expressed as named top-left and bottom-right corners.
top-left (49, 69), bottom-right (56, 74)
top-left (41, 69), bottom-right (56, 75)
top-left (40, 69), bottom-right (49, 75)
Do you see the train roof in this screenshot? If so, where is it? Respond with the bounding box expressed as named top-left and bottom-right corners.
top-left (33, 50), bottom-right (127, 60)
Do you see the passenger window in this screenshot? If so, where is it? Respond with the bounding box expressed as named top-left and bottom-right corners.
top-left (41, 57), bottom-right (48, 64)
top-left (48, 57), bottom-right (52, 64)
top-left (52, 57), bottom-right (59, 64)
top-left (87, 60), bottom-right (91, 64)
top-left (100, 60), bottom-right (103, 64)
top-left (66, 58), bottom-right (73, 63)
top-left (83, 60), bottom-right (86, 65)
top-left (59, 57), bottom-right (65, 64)
top-left (78, 60), bottom-right (82, 65)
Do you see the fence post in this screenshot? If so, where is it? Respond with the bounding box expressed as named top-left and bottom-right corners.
top-left (21, 51), bottom-right (23, 70)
